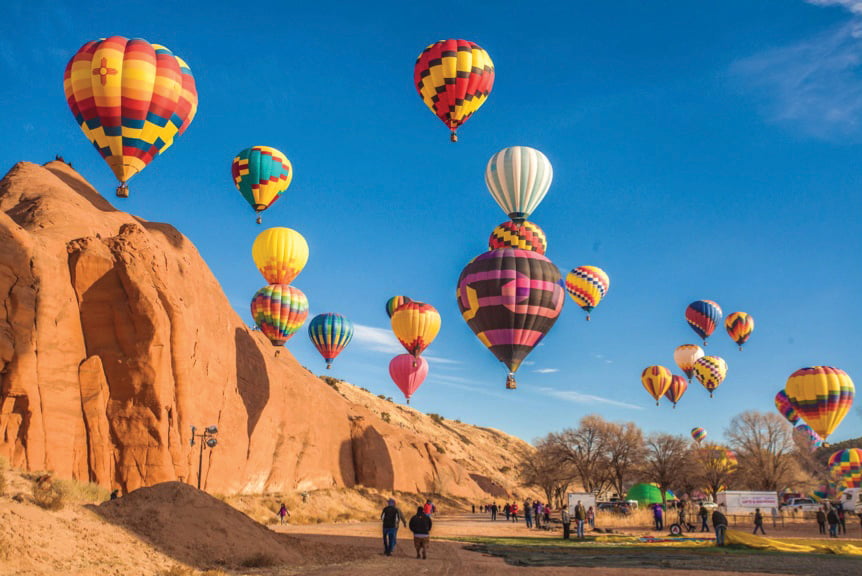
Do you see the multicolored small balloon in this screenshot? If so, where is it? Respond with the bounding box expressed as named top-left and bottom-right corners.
top-left (308, 313), bottom-right (354, 369)
top-left (232, 146), bottom-right (293, 223)
top-left (685, 300), bottom-right (722, 345)
top-left (385, 295), bottom-right (412, 319)
top-left (692, 355), bottom-right (727, 398)
top-left (674, 344), bottom-right (704, 381)
top-left (641, 365), bottom-right (672, 406)
top-left (565, 266), bottom-right (610, 321)
top-left (725, 311), bottom-right (754, 351)
top-left (828, 448), bottom-right (862, 490)
top-left (488, 220), bottom-right (547, 255)
top-left (251, 284), bottom-right (308, 346)
top-left (664, 375), bottom-right (688, 408)
top-left (389, 354), bottom-right (430, 404)
top-left (774, 389), bottom-right (800, 426)
top-left (691, 427), bottom-right (707, 443)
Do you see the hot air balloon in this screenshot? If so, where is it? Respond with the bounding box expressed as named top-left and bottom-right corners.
top-left (641, 366), bottom-right (672, 406)
top-left (414, 39), bottom-right (494, 142)
top-left (385, 295), bottom-right (412, 319)
top-left (774, 390), bottom-right (800, 426)
top-left (691, 427), bottom-right (707, 443)
top-left (485, 146), bottom-right (553, 222)
top-left (692, 356), bottom-right (727, 398)
top-left (232, 146), bottom-right (293, 223)
top-left (389, 354), bottom-right (429, 404)
top-left (488, 220), bottom-right (547, 255)
top-left (784, 366), bottom-right (855, 440)
top-left (64, 37), bottom-right (198, 197)
top-left (390, 301), bottom-right (441, 357)
top-left (725, 312), bottom-right (754, 351)
top-left (456, 247), bottom-right (565, 389)
top-left (674, 344), bottom-right (705, 381)
top-left (251, 284), bottom-right (308, 346)
top-left (793, 423), bottom-right (824, 451)
top-left (308, 313), bottom-right (354, 369)
top-left (685, 300), bottom-right (723, 345)
top-left (664, 375), bottom-right (688, 408)
top-left (565, 266), bottom-right (610, 321)
top-left (828, 449), bottom-right (862, 490)
top-left (251, 227), bottom-right (308, 285)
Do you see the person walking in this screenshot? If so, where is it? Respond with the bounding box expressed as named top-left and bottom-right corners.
top-left (712, 508), bottom-right (729, 546)
top-left (408, 505), bottom-right (433, 559)
top-left (490, 502), bottom-right (498, 521)
top-left (504, 502), bottom-right (511, 521)
top-left (587, 505), bottom-right (595, 530)
top-left (381, 498), bottom-right (407, 556)
top-left (698, 504), bottom-right (709, 532)
top-left (561, 506), bottom-right (571, 539)
top-left (653, 503), bottom-right (664, 531)
top-left (753, 508), bottom-right (766, 535)
top-left (816, 507), bottom-right (827, 535)
top-left (277, 502), bottom-right (290, 525)
top-left (827, 506), bottom-right (839, 538)
top-left (523, 499), bottom-right (533, 529)
top-left (511, 503), bottom-right (519, 522)
top-left (574, 500), bottom-right (587, 539)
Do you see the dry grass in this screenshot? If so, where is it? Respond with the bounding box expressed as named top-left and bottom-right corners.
top-left (32, 475), bottom-right (64, 510)
top-left (156, 566), bottom-right (228, 576)
top-left (54, 477), bottom-right (110, 503)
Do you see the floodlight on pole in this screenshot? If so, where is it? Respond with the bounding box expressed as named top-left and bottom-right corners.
top-left (191, 424), bottom-right (219, 490)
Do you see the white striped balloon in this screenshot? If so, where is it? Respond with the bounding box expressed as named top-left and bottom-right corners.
top-left (484, 146), bottom-right (553, 222)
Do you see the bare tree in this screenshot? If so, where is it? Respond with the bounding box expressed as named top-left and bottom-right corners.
top-left (546, 415), bottom-right (612, 494)
top-left (604, 421), bottom-right (644, 499)
top-left (690, 444), bottom-right (736, 501)
top-left (519, 436), bottom-right (576, 507)
top-left (726, 411), bottom-right (797, 491)
top-left (642, 433), bottom-right (691, 508)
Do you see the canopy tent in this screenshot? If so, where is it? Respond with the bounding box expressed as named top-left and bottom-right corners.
top-left (625, 483), bottom-right (677, 506)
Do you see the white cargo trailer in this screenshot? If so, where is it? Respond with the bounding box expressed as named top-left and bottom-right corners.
top-left (716, 491), bottom-right (778, 514)
top-left (567, 492), bottom-right (597, 516)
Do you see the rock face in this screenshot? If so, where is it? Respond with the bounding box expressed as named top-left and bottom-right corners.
top-left (0, 161), bottom-right (533, 497)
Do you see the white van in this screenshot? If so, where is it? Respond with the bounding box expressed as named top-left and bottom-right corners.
top-left (838, 488), bottom-right (862, 514)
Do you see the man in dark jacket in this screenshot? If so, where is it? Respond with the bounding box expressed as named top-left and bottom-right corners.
top-left (698, 504), bottom-right (709, 532)
top-left (753, 508), bottom-right (766, 535)
top-left (381, 498), bottom-right (407, 556)
top-left (816, 507), bottom-right (827, 534)
top-left (712, 508), bottom-right (729, 546)
top-left (409, 506), bottom-right (433, 559)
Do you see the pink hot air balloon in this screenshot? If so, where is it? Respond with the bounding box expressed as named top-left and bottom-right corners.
top-left (389, 354), bottom-right (429, 403)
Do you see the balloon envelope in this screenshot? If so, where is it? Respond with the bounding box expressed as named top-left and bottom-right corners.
top-left (828, 449), bottom-right (862, 490)
top-left (232, 146), bottom-right (293, 218)
top-left (488, 220), bottom-right (547, 255)
top-left (641, 365), bottom-right (672, 406)
top-left (485, 146), bottom-right (553, 222)
top-left (664, 375), bottom-right (688, 407)
top-left (785, 366), bottom-right (855, 440)
top-left (685, 300), bottom-right (722, 344)
top-left (774, 389), bottom-right (800, 426)
top-left (308, 313), bottom-right (354, 368)
top-left (692, 356), bottom-right (727, 398)
top-left (793, 423), bottom-right (824, 452)
top-left (390, 301), bottom-right (441, 356)
top-left (389, 354), bottom-right (429, 403)
top-left (691, 427), bottom-right (707, 443)
top-left (252, 227), bottom-right (308, 285)
top-left (64, 37), bottom-right (198, 194)
top-left (725, 312), bottom-right (754, 350)
top-left (385, 295), bottom-right (412, 319)
top-left (456, 248), bottom-right (565, 388)
top-left (414, 39), bottom-right (494, 141)
top-left (251, 284), bottom-right (308, 346)
top-left (674, 344), bottom-right (704, 381)
top-left (565, 266), bottom-right (610, 320)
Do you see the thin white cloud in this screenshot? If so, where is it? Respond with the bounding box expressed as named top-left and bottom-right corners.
top-left (533, 368), bottom-right (560, 374)
top-left (733, 6), bottom-right (862, 139)
top-left (535, 387), bottom-right (644, 410)
top-left (424, 354), bottom-right (461, 365)
top-left (351, 323), bottom-right (403, 355)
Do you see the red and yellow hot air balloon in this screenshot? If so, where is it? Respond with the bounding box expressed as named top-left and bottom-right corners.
top-left (664, 375), bottom-right (688, 408)
top-left (725, 312), bottom-right (754, 351)
top-left (389, 354), bottom-right (429, 404)
top-left (64, 37), bottom-right (198, 197)
top-left (252, 227), bottom-right (309, 285)
top-left (784, 366), bottom-right (855, 440)
top-left (642, 365), bottom-right (672, 406)
top-left (488, 221), bottom-right (547, 255)
top-left (565, 266), bottom-right (610, 321)
top-left (414, 39), bottom-right (494, 142)
top-left (251, 284), bottom-right (308, 346)
top-left (674, 344), bottom-right (704, 381)
top-left (390, 301), bottom-right (441, 357)
top-left (692, 356), bottom-right (727, 398)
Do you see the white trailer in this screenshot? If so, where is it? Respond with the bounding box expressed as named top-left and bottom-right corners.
top-left (716, 491), bottom-right (779, 514)
top-left (838, 488), bottom-right (862, 514)
top-left (567, 492), bottom-right (597, 516)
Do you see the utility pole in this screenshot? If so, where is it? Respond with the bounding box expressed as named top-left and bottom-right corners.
top-left (190, 425), bottom-right (219, 490)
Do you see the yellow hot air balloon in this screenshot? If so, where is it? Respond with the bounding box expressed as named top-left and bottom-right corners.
top-left (641, 365), bottom-right (672, 406)
top-left (693, 356), bottom-right (727, 398)
top-left (674, 344), bottom-right (704, 381)
top-left (390, 301), bottom-right (441, 357)
top-left (785, 366), bottom-right (855, 440)
top-left (252, 227), bottom-right (309, 285)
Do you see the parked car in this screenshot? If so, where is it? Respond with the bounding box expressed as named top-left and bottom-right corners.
top-left (597, 501), bottom-right (633, 515)
top-left (782, 498), bottom-right (820, 513)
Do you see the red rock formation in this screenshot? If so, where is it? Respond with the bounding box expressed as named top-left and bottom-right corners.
top-left (0, 161), bottom-right (528, 497)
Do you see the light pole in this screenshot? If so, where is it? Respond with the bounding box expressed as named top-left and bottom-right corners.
top-left (190, 425), bottom-right (218, 490)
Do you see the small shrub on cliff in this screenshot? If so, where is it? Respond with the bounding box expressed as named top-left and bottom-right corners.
top-left (429, 413), bottom-right (444, 424)
top-left (381, 412), bottom-right (391, 423)
top-left (319, 375), bottom-right (340, 391)
top-left (32, 475), bottom-right (65, 510)
top-left (433, 442), bottom-right (446, 454)
top-left (55, 478), bottom-right (110, 503)
top-left (240, 553), bottom-right (278, 568)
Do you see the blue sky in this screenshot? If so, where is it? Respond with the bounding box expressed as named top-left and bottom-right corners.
top-left (2, 0), bottom-right (861, 445)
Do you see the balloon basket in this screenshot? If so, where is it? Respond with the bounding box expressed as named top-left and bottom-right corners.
top-left (256, 215), bottom-right (262, 225)
top-left (505, 374), bottom-right (517, 390)
top-left (738, 345), bottom-right (743, 351)
top-left (116, 184), bottom-right (129, 198)
top-left (450, 131), bottom-right (458, 142)
top-left (585, 314), bottom-right (591, 322)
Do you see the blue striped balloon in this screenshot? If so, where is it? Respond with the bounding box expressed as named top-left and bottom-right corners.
top-left (485, 146), bottom-right (553, 222)
top-left (308, 313), bottom-right (354, 369)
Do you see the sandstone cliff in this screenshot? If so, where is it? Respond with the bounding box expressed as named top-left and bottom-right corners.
top-left (0, 161), bottom-right (533, 497)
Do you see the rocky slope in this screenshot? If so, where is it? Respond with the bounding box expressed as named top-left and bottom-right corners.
top-left (0, 161), bottom-right (534, 498)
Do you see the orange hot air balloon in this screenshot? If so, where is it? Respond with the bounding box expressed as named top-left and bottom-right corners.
top-left (390, 301), bottom-right (441, 357)
top-left (642, 365), bottom-right (672, 406)
top-left (725, 312), bottom-right (754, 351)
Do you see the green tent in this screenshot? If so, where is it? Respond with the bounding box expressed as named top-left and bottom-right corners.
top-left (625, 483), bottom-right (677, 506)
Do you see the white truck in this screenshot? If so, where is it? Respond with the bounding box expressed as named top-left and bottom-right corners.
top-left (716, 491), bottom-right (779, 515)
top-left (567, 492), bottom-right (597, 517)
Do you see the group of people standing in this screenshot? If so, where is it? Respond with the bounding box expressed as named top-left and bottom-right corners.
top-left (816, 503), bottom-right (848, 538)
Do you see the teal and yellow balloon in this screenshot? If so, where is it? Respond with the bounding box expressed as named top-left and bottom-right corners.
top-left (251, 284), bottom-right (308, 346)
top-left (308, 313), bottom-right (354, 369)
top-left (232, 146), bottom-right (293, 223)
